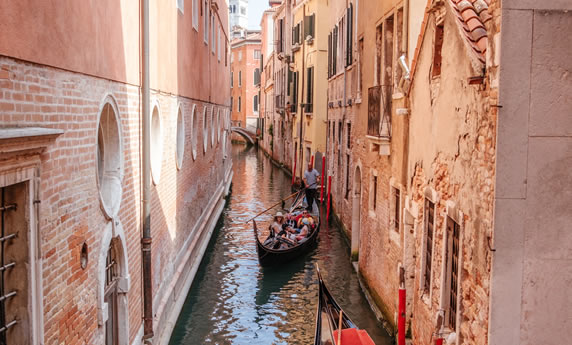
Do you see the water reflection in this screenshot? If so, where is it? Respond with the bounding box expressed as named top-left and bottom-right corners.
top-left (169, 145), bottom-right (392, 345)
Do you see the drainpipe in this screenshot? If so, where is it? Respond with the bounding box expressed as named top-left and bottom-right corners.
top-left (141, 0), bottom-right (153, 341)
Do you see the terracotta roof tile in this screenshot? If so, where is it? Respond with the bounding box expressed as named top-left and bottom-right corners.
top-left (467, 17), bottom-right (484, 31)
top-left (448, 0), bottom-right (489, 62)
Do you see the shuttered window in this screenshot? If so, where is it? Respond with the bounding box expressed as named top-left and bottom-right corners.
top-left (305, 67), bottom-right (314, 113)
top-left (346, 4), bottom-right (353, 66)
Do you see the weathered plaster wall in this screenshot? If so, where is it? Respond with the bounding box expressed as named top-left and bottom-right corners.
top-left (407, 6), bottom-right (496, 344)
top-left (351, 0), bottom-right (411, 331)
top-left (326, 0), bottom-right (358, 239)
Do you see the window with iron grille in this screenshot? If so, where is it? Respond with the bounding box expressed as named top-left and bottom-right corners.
top-left (393, 187), bottom-right (400, 232)
top-left (447, 216), bottom-right (460, 330)
top-left (423, 198), bottom-right (435, 292)
top-left (1, 182), bottom-right (30, 344)
top-left (105, 241), bottom-right (119, 345)
top-left (0, 187), bottom-right (18, 344)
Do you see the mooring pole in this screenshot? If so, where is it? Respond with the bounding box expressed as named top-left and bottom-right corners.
top-left (398, 266), bottom-right (406, 345)
top-left (326, 175), bottom-right (332, 221)
top-left (320, 156), bottom-right (325, 203)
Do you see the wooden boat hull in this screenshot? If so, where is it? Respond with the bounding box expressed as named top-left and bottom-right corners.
top-left (253, 219), bottom-right (320, 266)
top-left (314, 269), bottom-right (357, 345)
top-left (253, 190), bottom-right (321, 266)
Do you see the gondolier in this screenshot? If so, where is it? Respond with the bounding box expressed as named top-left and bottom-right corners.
top-left (303, 162), bottom-right (320, 212)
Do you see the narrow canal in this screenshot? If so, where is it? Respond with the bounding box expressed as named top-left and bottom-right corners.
top-left (169, 144), bottom-right (393, 345)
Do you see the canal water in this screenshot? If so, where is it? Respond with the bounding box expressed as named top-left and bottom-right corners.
top-left (169, 145), bottom-right (393, 345)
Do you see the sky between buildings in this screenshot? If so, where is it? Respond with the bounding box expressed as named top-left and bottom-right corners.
top-left (248, 0), bottom-right (268, 29)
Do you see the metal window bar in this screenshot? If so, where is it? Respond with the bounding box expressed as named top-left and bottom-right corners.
top-left (424, 199), bottom-right (434, 292)
top-left (394, 188), bottom-right (400, 232)
top-left (449, 217), bottom-right (460, 330)
top-left (1, 187), bottom-right (18, 343)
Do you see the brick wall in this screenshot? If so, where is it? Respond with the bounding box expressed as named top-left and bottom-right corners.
top-left (0, 56), bottom-right (230, 344)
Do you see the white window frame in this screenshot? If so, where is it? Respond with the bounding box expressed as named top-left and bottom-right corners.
top-left (176, 0), bottom-right (184, 13)
top-left (203, 0), bottom-right (209, 44)
top-left (211, 13), bottom-right (216, 54)
top-left (218, 25), bottom-right (221, 61)
top-left (192, 0), bottom-right (199, 30)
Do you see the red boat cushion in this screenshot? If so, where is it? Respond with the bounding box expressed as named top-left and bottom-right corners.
top-left (332, 329), bottom-right (376, 345)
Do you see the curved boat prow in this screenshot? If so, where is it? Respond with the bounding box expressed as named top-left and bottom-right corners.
top-left (314, 269), bottom-right (376, 345)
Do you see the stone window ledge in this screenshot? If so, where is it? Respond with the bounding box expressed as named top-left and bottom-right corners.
top-left (0, 127), bottom-right (63, 156)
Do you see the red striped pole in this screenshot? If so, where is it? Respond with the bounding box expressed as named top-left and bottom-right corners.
top-left (398, 288), bottom-right (406, 345)
top-left (292, 150), bottom-right (297, 186)
top-left (320, 156), bottom-right (326, 203)
top-left (310, 155), bottom-right (314, 168)
top-left (326, 175), bottom-right (332, 222)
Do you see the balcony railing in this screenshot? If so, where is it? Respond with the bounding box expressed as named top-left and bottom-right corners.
top-left (367, 85), bottom-right (392, 138)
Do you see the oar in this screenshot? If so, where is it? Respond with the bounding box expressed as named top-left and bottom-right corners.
top-left (242, 190), bottom-right (301, 224)
top-left (337, 310), bottom-right (343, 345)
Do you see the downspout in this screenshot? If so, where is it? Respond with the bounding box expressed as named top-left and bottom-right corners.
top-left (141, 0), bottom-right (153, 341)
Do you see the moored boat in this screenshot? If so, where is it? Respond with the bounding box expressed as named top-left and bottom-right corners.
top-left (314, 268), bottom-right (376, 345)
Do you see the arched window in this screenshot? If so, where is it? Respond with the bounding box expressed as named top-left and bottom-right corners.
top-left (191, 104), bottom-right (198, 161)
top-left (217, 109), bottom-right (222, 143)
top-left (97, 95), bottom-right (124, 219)
top-left (203, 106), bottom-right (208, 153)
top-left (104, 240), bottom-right (119, 345)
top-left (150, 102), bottom-right (163, 184)
top-left (210, 106), bottom-right (215, 148)
top-left (175, 105), bottom-right (185, 169)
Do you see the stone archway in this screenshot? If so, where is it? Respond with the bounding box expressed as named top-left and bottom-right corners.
top-left (351, 165), bottom-right (362, 262)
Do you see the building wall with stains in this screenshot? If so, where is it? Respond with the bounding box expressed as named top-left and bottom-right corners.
top-left (350, 0), bottom-right (412, 333)
top-left (405, 1), bottom-right (497, 343)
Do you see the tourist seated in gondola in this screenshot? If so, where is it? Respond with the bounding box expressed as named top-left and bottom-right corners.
top-left (283, 213), bottom-right (297, 230)
top-left (295, 218), bottom-right (311, 242)
top-left (270, 212), bottom-right (285, 237)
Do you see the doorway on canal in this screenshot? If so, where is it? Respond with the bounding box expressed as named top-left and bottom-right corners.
top-left (168, 144), bottom-right (393, 345)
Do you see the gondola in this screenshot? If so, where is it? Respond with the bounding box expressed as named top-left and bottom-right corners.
top-left (253, 190), bottom-right (320, 266)
top-left (314, 268), bottom-right (376, 345)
